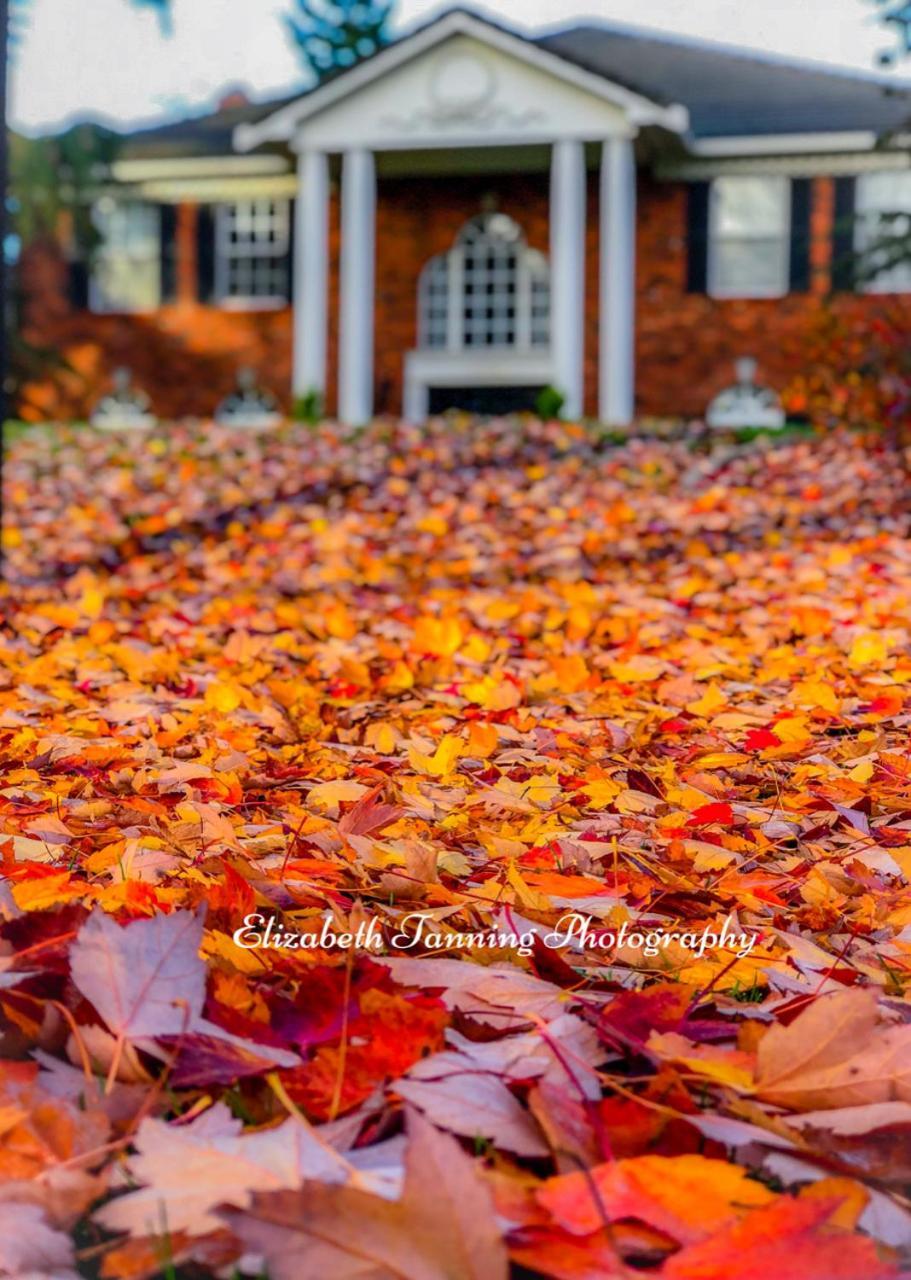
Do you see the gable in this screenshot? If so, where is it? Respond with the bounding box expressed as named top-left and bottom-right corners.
top-left (237, 10), bottom-right (685, 154)
top-left (302, 34), bottom-right (635, 150)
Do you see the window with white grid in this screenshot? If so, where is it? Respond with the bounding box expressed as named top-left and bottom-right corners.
top-left (420, 255), bottom-right (449, 349)
top-left (418, 213), bottom-right (550, 351)
top-left (90, 199), bottom-right (161, 314)
top-left (215, 199), bottom-right (290, 308)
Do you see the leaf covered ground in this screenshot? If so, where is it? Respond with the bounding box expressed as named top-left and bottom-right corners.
top-left (1, 418), bottom-right (911, 1279)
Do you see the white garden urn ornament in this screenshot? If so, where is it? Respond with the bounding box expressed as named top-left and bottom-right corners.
top-left (90, 367), bottom-right (158, 431)
top-left (215, 367), bottom-right (284, 430)
top-left (706, 357), bottom-right (785, 431)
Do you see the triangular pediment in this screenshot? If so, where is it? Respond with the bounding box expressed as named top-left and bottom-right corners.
top-left (237, 10), bottom-right (686, 152)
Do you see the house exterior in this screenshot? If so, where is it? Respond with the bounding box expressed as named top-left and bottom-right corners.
top-left (19, 6), bottom-right (911, 424)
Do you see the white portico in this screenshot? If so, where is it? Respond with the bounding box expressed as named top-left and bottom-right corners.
top-left (238, 10), bottom-right (686, 425)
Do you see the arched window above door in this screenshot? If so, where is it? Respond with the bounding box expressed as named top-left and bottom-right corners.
top-left (418, 213), bottom-right (550, 352)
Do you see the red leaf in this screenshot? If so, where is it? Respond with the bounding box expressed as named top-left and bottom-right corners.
top-left (687, 802), bottom-right (734, 827)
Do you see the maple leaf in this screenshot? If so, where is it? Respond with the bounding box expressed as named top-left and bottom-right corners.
top-left (221, 1108), bottom-right (508, 1280)
top-left (662, 1195), bottom-right (900, 1280)
top-left (395, 1067), bottom-right (549, 1158)
top-left (408, 734), bottom-right (464, 777)
top-left (338, 788), bottom-right (404, 838)
top-left (756, 990), bottom-right (911, 1111)
top-left (69, 906), bottom-right (206, 1041)
top-left (0, 1201), bottom-right (78, 1278)
top-left (95, 1103), bottom-right (353, 1238)
top-left (308, 779), bottom-right (369, 815)
top-left (538, 1154), bottom-right (775, 1245)
top-left (6, 420), bottom-right (911, 1276)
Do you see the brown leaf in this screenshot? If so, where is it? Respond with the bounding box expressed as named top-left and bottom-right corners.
top-left (395, 1066), bottom-right (548, 1157)
top-left (756, 991), bottom-right (911, 1111)
top-left (221, 1108), bottom-right (508, 1280)
top-left (70, 906), bottom-right (207, 1041)
top-left (95, 1103), bottom-right (351, 1237)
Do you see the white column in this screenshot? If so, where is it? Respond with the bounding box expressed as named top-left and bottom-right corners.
top-left (294, 148), bottom-right (329, 402)
top-left (338, 149), bottom-right (376, 425)
top-left (600, 136), bottom-right (636, 426)
top-left (549, 139), bottom-right (586, 420)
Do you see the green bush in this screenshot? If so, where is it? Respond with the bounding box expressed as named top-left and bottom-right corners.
top-left (534, 385), bottom-right (565, 420)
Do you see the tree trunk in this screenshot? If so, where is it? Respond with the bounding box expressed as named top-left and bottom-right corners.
top-left (0, 0), bottom-right (8, 558)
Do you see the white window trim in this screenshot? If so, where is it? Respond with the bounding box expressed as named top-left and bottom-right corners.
top-left (854, 172), bottom-right (911, 295)
top-left (707, 176), bottom-right (791, 301)
top-left (214, 199), bottom-right (291, 311)
top-left (89, 200), bottom-right (162, 316)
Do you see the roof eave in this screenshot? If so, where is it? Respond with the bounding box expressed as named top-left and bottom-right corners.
top-left (687, 129), bottom-right (881, 157)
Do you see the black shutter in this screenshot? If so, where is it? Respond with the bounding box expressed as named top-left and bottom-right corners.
top-left (159, 203), bottom-right (178, 304)
top-left (686, 181), bottom-right (710, 293)
top-left (832, 176), bottom-right (857, 293)
top-left (788, 178), bottom-right (812, 293)
top-left (196, 203), bottom-right (217, 304)
top-left (67, 259), bottom-right (90, 310)
top-left (284, 199), bottom-right (295, 305)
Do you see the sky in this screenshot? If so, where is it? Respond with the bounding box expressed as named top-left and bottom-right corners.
top-left (10, 0), bottom-right (911, 134)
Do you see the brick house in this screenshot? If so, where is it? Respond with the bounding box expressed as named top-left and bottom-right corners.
top-left (19, 6), bottom-right (911, 423)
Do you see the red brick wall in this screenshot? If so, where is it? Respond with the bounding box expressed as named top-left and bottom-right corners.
top-left (634, 173), bottom-right (843, 419)
top-left (17, 175), bottom-right (911, 423)
top-left (369, 172), bottom-right (554, 416)
top-left (17, 217), bottom-right (292, 423)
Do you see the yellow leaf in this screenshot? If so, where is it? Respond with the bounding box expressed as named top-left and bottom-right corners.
top-left (686, 684), bottom-right (727, 717)
top-left (463, 675), bottom-right (521, 710)
top-left (309, 779), bottom-right (368, 813)
top-left (78, 585), bottom-right (106, 620)
top-left (325, 604), bottom-right (356, 639)
top-left (773, 716), bottom-right (811, 744)
top-left (582, 779), bottom-right (622, 809)
top-left (793, 680), bottom-right (839, 713)
top-left (848, 633), bottom-right (888, 669)
top-left (609, 655), bottom-right (665, 683)
top-left (411, 617), bottom-right (463, 657)
top-left (416, 513), bottom-right (449, 536)
top-left (647, 1032), bottom-right (755, 1090)
top-left (13, 873), bottom-right (84, 912)
top-left (368, 722), bottom-right (398, 755)
top-left (382, 660), bottom-right (414, 693)
top-left (550, 654), bottom-right (589, 694)
top-left (848, 757), bottom-right (875, 783)
top-left (506, 861), bottom-right (551, 911)
top-left (409, 734), bottom-right (464, 777)
top-left (205, 681), bottom-right (243, 714)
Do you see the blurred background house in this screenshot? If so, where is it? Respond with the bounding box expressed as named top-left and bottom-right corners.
top-left (10, 0), bottom-right (911, 425)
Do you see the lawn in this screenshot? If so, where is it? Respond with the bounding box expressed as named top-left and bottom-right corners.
top-left (1, 418), bottom-right (910, 1279)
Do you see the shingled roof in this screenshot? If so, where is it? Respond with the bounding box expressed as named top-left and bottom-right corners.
top-left (118, 93), bottom-right (299, 160)
top-left (115, 8), bottom-right (911, 159)
top-left (539, 21), bottom-right (911, 138)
